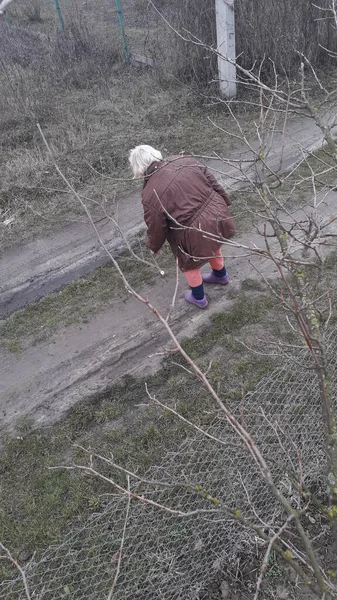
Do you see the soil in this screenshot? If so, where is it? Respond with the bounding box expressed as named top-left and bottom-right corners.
top-left (1, 109), bottom-right (337, 434)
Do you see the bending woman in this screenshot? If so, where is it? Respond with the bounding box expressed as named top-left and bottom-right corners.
top-left (129, 145), bottom-right (235, 309)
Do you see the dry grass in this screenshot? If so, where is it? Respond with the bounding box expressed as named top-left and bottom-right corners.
top-left (0, 243), bottom-right (175, 351)
top-left (142, 0), bottom-right (337, 82)
top-left (1, 0), bottom-right (334, 250)
top-left (1, 0), bottom-right (335, 256)
top-left (0, 1), bottom-right (258, 250)
top-left (0, 68), bottom-right (246, 248)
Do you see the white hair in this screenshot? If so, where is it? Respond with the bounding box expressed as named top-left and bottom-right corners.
top-left (0, 0), bottom-right (14, 14)
top-left (128, 145), bottom-right (163, 178)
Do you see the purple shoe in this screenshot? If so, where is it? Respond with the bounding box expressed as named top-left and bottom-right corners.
top-left (202, 271), bottom-right (229, 285)
top-left (184, 290), bottom-right (208, 309)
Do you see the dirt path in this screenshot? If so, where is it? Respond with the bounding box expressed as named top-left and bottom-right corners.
top-left (0, 235), bottom-right (271, 433)
top-left (0, 112), bottom-right (330, 318)
top-left (1, 111), bottom-right (336, 433)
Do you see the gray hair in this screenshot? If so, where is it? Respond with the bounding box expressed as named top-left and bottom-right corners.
top-left (128, 145), bottom-right (163, 178)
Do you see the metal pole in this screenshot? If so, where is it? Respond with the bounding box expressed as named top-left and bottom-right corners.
top-left (6, 6), bottom-right (12, 23)
top-left (53, 0), bottom-right (65, 34)
top-left (215, 0), bottom-right (237, 99)
top-left (115, 0), bottom-right (130, 64)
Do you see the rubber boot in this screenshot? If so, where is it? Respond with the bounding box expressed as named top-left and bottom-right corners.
top-left (184, 290), bottom-right (208, 309)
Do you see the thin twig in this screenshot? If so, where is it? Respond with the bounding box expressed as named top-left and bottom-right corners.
top-left (106, 476), bottom-right (131, 600)
top-left (253, 514), bottom-right (294, 600)
top-left (0, 542), bottom-right (32, 600)
top-left (166, 256), bottom-right (179, 321)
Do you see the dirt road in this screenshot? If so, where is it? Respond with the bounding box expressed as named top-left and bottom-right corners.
top-left (0, 112), bottom-right (329, 318)
top-left (1, 111), bottom-right (336, 433)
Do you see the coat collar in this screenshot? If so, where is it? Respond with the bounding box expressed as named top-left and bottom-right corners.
top-left (143, 161), bottom-right (162, 188)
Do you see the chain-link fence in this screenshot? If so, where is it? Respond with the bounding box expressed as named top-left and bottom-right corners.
top-left (1, 332), bottom-right (336, 599)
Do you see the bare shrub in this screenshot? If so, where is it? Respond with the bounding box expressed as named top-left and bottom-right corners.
top-left (138, 0), bottom-right (217, 86)
top-left (160, 0), bottom-right (217, 85)
top-left (20, 0), bottom-right (43, 23)
top-left (0, 16), bottom-right (122, 236)
top-left (0, 22), bottom-right (47, 68)
top-left (0, 18), bottom-right (120, 89)
top-left (235, 0), bottom-right (336, 76)
top-left (51, 21), bottom-right (121, 87)
top-left (144, 0), bottom-right (337, 85)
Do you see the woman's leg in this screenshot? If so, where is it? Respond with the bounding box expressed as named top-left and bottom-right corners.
top-left (184, 269), bottom-right (204, 299)
top-left (184, 269), bottom-right (208, 308)
top-left (203, 248), bottom-right (228, 285)
top-left (209, 248), bottom-right (226, 273)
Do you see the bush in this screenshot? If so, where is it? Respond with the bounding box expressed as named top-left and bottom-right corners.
top-left (144, 0), bottom-right (337, 85)
top-left (235, 0), bottom-right (336, 75)
top-left (138, 0), bottom-right (217, 86)
top-left (21, 0), bottom-right (43, 23)
top-left (0, 19), bottom-right (120, 84)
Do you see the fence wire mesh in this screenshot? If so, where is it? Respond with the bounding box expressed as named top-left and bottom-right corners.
top-left (1, 331), bottom-right (336, 600)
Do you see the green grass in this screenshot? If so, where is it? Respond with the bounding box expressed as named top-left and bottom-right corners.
top-left (240, 278), bottom-right (266, 292)
top-left (0, 291), bottom-right (279, 579)
top-left (324, 250), bottom-right (337, 271)
top-left (0, 245), bottom-right (173, 350)
top-left (0, 247), bottom-right (273, 353)
top-left (1, 269), bottom-right (335, 583)
top-left (182, 293), bottom-right (276, 360)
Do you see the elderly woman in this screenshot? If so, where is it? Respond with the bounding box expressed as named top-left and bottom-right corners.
top-left (129, 145), bottom-right (235, 309)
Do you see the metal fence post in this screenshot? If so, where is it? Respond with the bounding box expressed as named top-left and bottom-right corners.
top-left (53, 0), bottom-right (65, 34)
top-left (115, 0), bottom-right (130, 64)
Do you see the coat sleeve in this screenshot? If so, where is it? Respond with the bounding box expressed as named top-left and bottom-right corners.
top-left (204, 168), bottom-right (232, 206)
top-left (142, 201), bottom-right (168, 254)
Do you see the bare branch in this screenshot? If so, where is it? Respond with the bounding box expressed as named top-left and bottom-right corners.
top-left (253, 514), bottom-right (294, 600)
top-left (166, 256), bottom-right (179, 321)
top-left (106, 476), bottom-right (131, 600)
top-left (0, 542), bottom-right (33, 600)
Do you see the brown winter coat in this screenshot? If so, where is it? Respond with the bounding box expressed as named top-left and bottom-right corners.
top-left (141, 155), bottom-right (235, 271)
